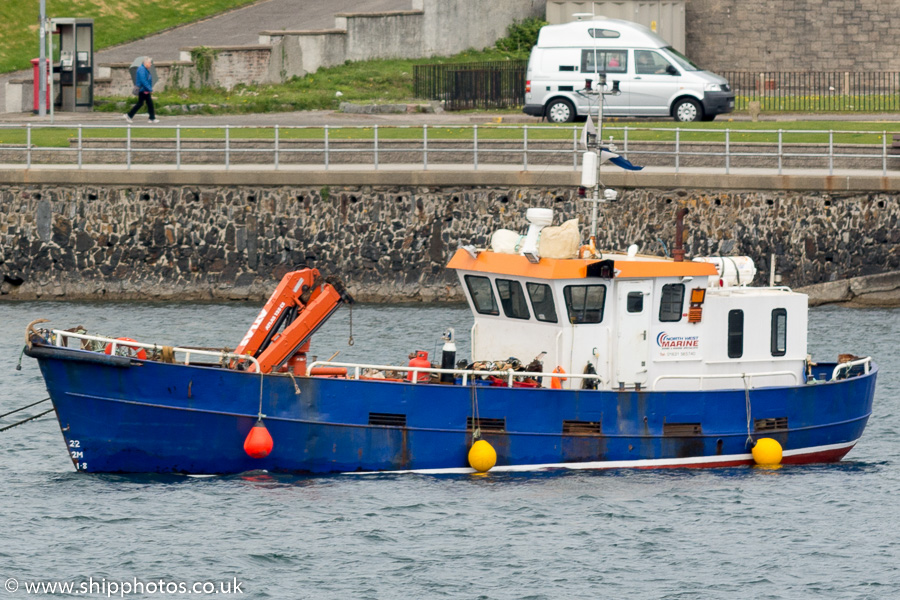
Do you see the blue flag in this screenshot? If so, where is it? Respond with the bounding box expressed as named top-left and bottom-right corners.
top-left (600, 147), bottom-right (643, 171)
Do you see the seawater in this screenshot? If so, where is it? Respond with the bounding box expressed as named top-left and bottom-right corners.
top-left (1, 302), bottom-right (898, 599)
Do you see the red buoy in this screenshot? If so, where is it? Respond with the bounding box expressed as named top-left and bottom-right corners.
top-left (243, 419), bottom-right (274, 459)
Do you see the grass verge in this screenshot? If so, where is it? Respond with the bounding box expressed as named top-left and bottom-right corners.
top-left (0, 0), bottom-right (259, 75)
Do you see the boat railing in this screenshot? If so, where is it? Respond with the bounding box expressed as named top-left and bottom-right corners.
top-left (651, 370), bottom-right (800, 390)
top-left (306, 360), bottom-right (607, 388)
top-left (49, 329), bottom-right (262, 372)
top-left (831, 356), bottom-right (872, 380)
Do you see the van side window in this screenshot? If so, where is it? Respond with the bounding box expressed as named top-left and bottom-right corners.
top-left (527, 282), bottom-right (558, 323)
top-left (635, 50), bottom-right (673, 75)
top-left (465, 275), bottom-right (498, 316)
top-left (659, 284), bottom-right (685, 322)
top-left (771, 308), bottom-right (787, 356)
top-left (496, 279), bottom-right (531, 320)
top-left (588, 28), bottom-right (621, 39)
top-left (727, 309), bottom-right (744, 358)
top-left (581, 49), bottom-right (627, 74)
top-left (564, 285), bottom-right (606, 324)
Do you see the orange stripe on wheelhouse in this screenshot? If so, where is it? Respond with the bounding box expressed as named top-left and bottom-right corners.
top-left (446, 249), bottom-right (717, 280)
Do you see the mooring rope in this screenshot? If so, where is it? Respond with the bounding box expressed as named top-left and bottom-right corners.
top-left (0, 408), bottom-right (56, 432)
top-left (0, 397), bottom-right (50, 420)
top-left (470, 381), bottom-right (482, 440)
top-left (743, 374), bottom-right (754, 448)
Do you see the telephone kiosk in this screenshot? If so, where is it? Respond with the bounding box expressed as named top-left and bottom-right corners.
top-left (51, 18), bottom-right (94, 111)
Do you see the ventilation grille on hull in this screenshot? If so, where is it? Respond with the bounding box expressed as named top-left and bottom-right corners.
top-left (467, 417), bottom-right (506, 432)
top-left (754, 417), bottom-right (788, 432)
top-left (368, 413), bottom-right (407, 427)
top-left (562, 420), bottom-right (602, 435)
top-left (663, 423), bottom-right (703, 436)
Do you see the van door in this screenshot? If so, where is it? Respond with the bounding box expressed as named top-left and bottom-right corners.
top-left (615, 280), bottom-right (652, 387)
top-left (580, 48), bottom-right (629, 116)
top-left (627, 49), bottom-right (680, 117)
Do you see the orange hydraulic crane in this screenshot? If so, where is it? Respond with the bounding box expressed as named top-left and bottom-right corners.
top-left (234, 269), bottom-right (353, 374)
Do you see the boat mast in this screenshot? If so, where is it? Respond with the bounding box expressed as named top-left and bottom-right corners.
top-left (581, 68), bottom-right (620, 253)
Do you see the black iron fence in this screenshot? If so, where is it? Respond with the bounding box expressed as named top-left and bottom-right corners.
top-left (414, 64), bottom-right (900, 112)
top-left (722, 71), bottom-right (900, 112)
top-left (413, 60), bottom-right (527, 110)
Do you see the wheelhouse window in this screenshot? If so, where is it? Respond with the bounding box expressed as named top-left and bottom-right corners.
top-left (527, 282), bottom-right (558, 323)
top-left (465, 275), bottom-right (498, 316)
top-left (581, 49), bottom-right (627, 74)
top-left (727, 309), bottom-right (744, 358)
top-left (496, 279), bottom-right (531, 320)
top-left (659, 284), bottom-right (685, 322)
top-left (771, 308), bottom-right (787, 356)
top-left (563, 285), bottom-right (606, 324)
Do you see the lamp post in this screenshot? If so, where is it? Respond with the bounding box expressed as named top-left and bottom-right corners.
top-left (38, 0), bottom-right (47, 116)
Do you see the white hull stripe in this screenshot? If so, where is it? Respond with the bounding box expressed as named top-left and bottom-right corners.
top-left (345, 440), bottom-right (859, 475)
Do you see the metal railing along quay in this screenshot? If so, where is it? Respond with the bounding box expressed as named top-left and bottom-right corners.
top-left (0, 123), bottom-right (897, 175)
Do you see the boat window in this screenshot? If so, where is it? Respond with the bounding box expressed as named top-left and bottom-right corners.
top-left (527, 282), bottom-right (558, 323)
top-left (496, 279), bottom-right (531, 320)
top-left (771, 308), bottom-right (787, 356)
top-left (727, 309), bottom-right (744, 358)
top-left (464, 275), bottom-right (499, 316)
top-left (563, 285), bottom-right (606, 324)
top-left (659, 284), bottom-right (685, 322)
top-left (627, 292), bottom-right (644, 313)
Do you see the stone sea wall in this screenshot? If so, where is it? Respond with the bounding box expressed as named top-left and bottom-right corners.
top-left (1, 184), bottom-right (898, 302)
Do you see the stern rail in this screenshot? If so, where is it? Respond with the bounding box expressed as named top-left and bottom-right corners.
top-left (831, 357), bottom-right (872, 380)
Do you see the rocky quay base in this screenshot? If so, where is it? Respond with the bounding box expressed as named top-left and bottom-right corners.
top-left (797, 271), bottom-right (900, 307)
top-left (1, 184), bottom-right (898, 303)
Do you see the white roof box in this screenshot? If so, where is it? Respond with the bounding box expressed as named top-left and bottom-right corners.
top-left (536, 18), bottom-right (670, 49)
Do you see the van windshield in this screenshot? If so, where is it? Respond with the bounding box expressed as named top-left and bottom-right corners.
top-left (664, 47), bottom-right (700, 71)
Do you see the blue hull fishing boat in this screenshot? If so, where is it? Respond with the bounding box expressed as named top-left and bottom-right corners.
top-left (25, 84), bottom-right (876, 474)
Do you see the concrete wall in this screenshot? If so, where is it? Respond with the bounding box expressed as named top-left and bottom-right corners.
top-left (1, 178), bottom-right (897, 302)
top-left (686, 0), bottom-right (900, 72)
top-left (90, 0), bottom-right (546, 96)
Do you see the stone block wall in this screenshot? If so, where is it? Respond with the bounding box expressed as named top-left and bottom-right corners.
top-left (686, 0), bottom-right (900, 72)
top-left (1, 183), bottom-right (897, 302)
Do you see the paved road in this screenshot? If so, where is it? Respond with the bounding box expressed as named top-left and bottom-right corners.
top-left (1, 0), bottom-right (409, 111)
top-left (97, 0), bottom-right (411, 65)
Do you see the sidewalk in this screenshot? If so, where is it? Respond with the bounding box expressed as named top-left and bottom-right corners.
top-left (3, 109), bottom-right (900, 127)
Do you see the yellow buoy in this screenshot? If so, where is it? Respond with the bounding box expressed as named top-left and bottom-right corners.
top-left (752, 438), bottom-right (783, 466)
top-left (468, 439), bottom-right (497, 473)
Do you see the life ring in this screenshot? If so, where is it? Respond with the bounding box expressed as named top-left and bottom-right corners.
top-left (550, 366), bottom-right (567, 389)
top-left (104, 337), bottom-right (147, 360)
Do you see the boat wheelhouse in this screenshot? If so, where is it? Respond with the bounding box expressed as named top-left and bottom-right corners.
top-left (449, 248), bottom-right (809, 393)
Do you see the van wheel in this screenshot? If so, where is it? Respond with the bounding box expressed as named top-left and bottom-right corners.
top-left (546, 99), bottom-right (575, 123)
top-left (673, 98), bottom-right (702, 122)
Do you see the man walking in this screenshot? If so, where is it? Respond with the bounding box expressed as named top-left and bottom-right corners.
top-left (124, 57), bottom-right (159, 123)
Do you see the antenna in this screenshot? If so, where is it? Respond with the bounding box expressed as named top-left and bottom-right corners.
top-left (577, 22), bottom-right (621, 256)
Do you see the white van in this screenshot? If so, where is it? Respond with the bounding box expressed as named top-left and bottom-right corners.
top-left (523, 18), bottom-right (734, 122)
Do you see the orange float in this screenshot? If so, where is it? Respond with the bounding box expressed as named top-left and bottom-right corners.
top-left (104, 337), bottom-right (147, 360)
top-left (550, 366), bottom-right (567, 389)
